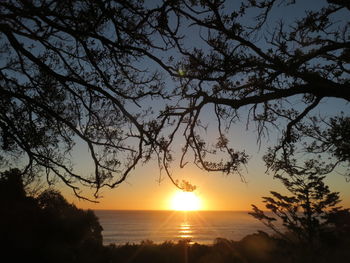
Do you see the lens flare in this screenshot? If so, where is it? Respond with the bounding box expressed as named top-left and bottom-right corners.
top-left (171, 191), bottom-right (201, 211)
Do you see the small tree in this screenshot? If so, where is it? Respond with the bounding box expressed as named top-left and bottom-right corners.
top-left (250, 172), bottom-right (344, 246)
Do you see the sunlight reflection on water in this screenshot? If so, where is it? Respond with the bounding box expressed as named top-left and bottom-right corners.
top-left (95, 210), bottom-right (275, 245)
top-left (178, 222), bottom-right (193, 239)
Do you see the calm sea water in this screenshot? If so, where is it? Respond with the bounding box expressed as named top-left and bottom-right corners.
top-left (94, 210), bottom-right (273, 245)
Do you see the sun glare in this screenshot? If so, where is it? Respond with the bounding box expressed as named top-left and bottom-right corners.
top-left (171, 191), bottom-right (201, 211)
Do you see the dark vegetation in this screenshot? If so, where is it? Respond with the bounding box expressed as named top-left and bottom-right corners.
top-left (103, 228), bottom-right (350, 263)
top-left (2, 168), bottom-right (350, 263)
top-left (1, 169), bottom-right (103, 263)
top-left (250, 171), bottom-right (350, 263)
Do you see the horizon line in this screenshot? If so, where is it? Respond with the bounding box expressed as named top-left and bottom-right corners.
top-left (89, 209), bottom-right (257, 212)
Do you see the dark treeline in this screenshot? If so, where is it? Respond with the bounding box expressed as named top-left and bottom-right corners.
top-left (2, 169), bottom-right (350, 263)
top-left (1, 169), bottom-right (104, 263)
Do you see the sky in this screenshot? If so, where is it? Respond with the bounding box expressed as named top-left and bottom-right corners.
top-left (3, 0), bottom-right (348, 212)
top-left (59, 0), bottom-right (350, 211)
top-left (64, 96), bottom-right (350, 211)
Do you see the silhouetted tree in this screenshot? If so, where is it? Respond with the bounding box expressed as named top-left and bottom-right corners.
top-left (250, 169), bottom-right (350, 262)
top-left (155, 0), bottom-right (349, 180)
top-left (37, 189), bottom-right (103, 247)
top-left (0, 0), bottom-right (174, 199)
top-left (1, 0), bottom-right (349, 198)
top-left (252, 174), bottom-right (337, 241)
top-left (251, 113), bottom-right (350, 260)
top-left (0, 169), bottom-right (103, 262)
top-left (264, 114), bottom-right (350, 192)
top-left (0, 168), bottom-right (26, 200)
top-left (249, 174), bottom-right (350, 262)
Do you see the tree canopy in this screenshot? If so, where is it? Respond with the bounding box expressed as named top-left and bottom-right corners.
top-left (250, 173), bottom-right (343, 243)
top-left (1, 0), bottom-right (349, 199)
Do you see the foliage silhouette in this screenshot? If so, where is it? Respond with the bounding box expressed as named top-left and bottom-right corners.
top-left (148, 0), bottom-right (350, 182)
top-left (250, 171), bottom-right (350, 262)
top-left (1, 0), bottom-right (349, 198)
top-left (265, 114), bottom-right (350, 183)
top-left (96, 232), bottom-right (350, 263)
top-left (0, 0), bottom-right (171, 198)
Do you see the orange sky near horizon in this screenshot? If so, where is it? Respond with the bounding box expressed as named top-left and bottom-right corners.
top-left (62, 99), bottom-right (350, 212)
top-left (65, 156), bottom-right (350, 212)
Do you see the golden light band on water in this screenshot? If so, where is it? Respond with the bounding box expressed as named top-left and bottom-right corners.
top-left (179, 224), bottom-right (192, 234)
top-left (178, 222), bottom-right (193, 238)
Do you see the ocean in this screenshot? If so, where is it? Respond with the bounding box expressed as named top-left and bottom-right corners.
top-left (94, 210), bottom-right (273, 245)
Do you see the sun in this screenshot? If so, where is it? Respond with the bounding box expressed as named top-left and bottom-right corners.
top-left (170, 191), bottom-right (201, 211)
